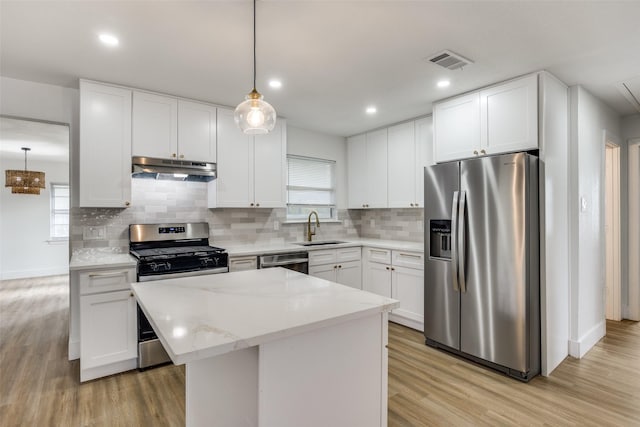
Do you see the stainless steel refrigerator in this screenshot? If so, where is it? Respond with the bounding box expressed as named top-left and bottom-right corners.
top-left (423, 152), bottom-right (540, 381)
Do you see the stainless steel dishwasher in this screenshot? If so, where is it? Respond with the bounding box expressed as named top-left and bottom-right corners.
top-left (259, 252), bottom-right (309, 274)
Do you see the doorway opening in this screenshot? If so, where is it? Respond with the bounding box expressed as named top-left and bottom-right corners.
top-left (605, 140), bottom-right (621, 321)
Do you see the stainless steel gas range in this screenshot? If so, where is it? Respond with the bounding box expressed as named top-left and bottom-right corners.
top-left (129, 222), bottom-right (229, 368)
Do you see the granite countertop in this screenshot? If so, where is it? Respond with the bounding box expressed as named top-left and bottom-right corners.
top-left (222, 238), bottom-right (424, 257)
top-left (132, 268), bottom-right (399, 365)
top-left (69, 248), bottom-right (137, 271)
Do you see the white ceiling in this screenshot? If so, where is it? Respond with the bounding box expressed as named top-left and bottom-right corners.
top-left (1, 1), bottom-right (640, 137)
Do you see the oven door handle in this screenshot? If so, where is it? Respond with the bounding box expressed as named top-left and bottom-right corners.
top-left (260, 258), bottom-right (308, 267)
top-left (138, 267), bottom-right (229, 282)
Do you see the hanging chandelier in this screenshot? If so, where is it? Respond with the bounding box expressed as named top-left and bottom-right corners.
top-left (234, 0), bottom-right (276, 134)
top-left (4, 147), bottom-right (46, 195)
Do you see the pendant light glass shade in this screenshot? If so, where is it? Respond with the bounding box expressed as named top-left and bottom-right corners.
top-left (234, 89), bottom-right (276, 134)
top-left (4, 147), bottom-right (46, 195)
top-left (234, 0), bottom-right (276, 134)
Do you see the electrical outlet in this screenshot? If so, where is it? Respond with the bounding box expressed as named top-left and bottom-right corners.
top-left (273, 221), bottom-right (279, 231)
top-left (83, 225), bottom-right (106, 240)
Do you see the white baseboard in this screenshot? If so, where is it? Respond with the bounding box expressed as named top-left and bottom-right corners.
top-left (80, 358), bottom-right (137, 382)
top-left (389, 314), bottom-right (424, 332)
top-left (568, 320), bottom-right (605, 358)
top-left (0, 266), bottom-right (68, 280)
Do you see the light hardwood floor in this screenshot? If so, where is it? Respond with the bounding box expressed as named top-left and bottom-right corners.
top-left (1, 275), bottom-right (639, 426)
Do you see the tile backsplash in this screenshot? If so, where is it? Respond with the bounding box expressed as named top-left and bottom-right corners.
top-left (358, 208), bottom-right (424, 242)
top-left (71, 180), bottom-right (374, 252)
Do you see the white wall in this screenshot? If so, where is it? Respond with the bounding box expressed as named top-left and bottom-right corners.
top-left (568, 85), bottom-right (621, 358)
top-left (286, 125), bottom-right (348, 208)
top-left (0, 158), bottom-right (69, 279)
top-left (0, 76), bottom-right (77, 278)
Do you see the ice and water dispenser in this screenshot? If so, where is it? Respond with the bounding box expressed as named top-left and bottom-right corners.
top-left (429, 220), bottom-right (451, 260)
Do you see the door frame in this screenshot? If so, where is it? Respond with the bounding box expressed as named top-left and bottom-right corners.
top-left (604, 139), bottom-right (621, 321)
top-left (628, 138), bottom-right (640, 320)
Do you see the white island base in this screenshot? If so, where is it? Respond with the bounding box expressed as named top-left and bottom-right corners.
top-left (186, 313), bottom-right (388, 427)
top-left (132, 269), bottom-right (397, 427)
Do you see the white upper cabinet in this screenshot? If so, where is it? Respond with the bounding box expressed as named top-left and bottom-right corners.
top-left (347, 129), bottom-right (388, 209)
top-left (366, 129), bottom-right (388, 208)
top-left (79, 81), bottom-right (132, 208)
top-left (133, 92), bottom-right (217, 162)
top-left (433, 92), bottom-right (481, 163)
top-left (387, 118), bottom-right (432, 208)
top-left (132, 91), bottom-right (178, 159)
top-left (253, 122), bottom-right (286, 207)
top-left (433, 73), bottom-right (539, 163)
top-left (177, 100), bottom-right (217, 163)
top-left (414, 116), bottom-right (433, 206)
top-left (481, 74), bottom-right (538, 154)
top-left (347, 134), bottom-right (367, 209)
top-left (211, 109), bottom-right (286, 208)
top-left (388, 122), bottom-right (416, 208)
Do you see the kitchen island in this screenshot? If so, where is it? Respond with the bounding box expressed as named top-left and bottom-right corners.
top-left (132, 268), bottom-right (399, 427)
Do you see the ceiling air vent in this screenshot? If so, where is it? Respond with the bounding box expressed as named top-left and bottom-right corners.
top-left (427, 50), bottom-right (473, 70)
top-left (615, 75), bottom-right (640, 114)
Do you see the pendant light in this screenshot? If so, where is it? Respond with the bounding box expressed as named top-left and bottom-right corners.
top-left (4, 147), bottom-right (46, 195)
top-left (234, 0), bottom-right (276, 134)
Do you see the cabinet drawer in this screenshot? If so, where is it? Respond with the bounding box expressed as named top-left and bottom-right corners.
top-left (309, 250), bottom-right (337, 266)
top-left (364, 247), bottom-right (391, 264)
top-left (229, 256), bottom-right (258, 272)
top-left (336, 247), bottom-right (361, 263)
top-left (79, 268), bottom-right (136, 295)
top-left (392, 251), bottom-right (424, 270)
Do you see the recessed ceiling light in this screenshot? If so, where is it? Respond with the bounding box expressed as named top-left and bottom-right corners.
top-left (99, 33), bottom-right (119, 47)
top-left (437, 80), bottom-right (451, 88)
top-left (268, 80), bottom-right (282, 89)
top-left (366, 106), bottom-right (377, 114)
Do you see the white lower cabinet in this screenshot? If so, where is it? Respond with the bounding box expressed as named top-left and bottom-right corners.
top-left (363, 247), bottom-right (424, 331)
top-left (79, 267), bottom-right (137, 382)
top-left (308, 247), bottom-right (362, 289)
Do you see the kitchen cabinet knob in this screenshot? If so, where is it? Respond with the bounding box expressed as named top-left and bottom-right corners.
top-left (179, 154), bottom-right (184, 159)
top-left (414, 202), bottom-right (419, 207)
top-left (480, 149), bottom-right (486, 155)
top-left (172, 153), bottom-right (177, 158)
top-left (338, 265), bottom-right (342, 269)
top-left (130, 292), bottom-right (134, 298)
top-left (334, 265), bottom-right (337, 269)
top-left (125, 201), bottom-right (130, 206)
top-left (250, 203), bottom-right (254, 207)
top-left (473, 150), bottom-right (479, 155)
top-left (256, 203), bottom-right (260, 207)
top-left (386, 266), bottom-right (390, 270)
top-left (410, 203), bottom-right (414, 207)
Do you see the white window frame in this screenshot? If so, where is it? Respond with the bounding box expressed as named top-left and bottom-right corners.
top-left (50, 182), bottom-right (69, 241)
top-left (286, 155), bottom-right (337, 221)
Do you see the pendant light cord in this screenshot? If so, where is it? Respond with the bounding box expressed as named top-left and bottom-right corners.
top-left (253, 0), bottom-right (257, 91)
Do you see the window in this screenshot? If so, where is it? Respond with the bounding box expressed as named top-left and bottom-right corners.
top-left (50, 183), bottom-right (69, 240)
top-left (287, 155), bottom-right (336, 220)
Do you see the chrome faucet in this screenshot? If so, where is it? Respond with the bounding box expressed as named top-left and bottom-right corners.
top-left (307, 210), bottom-right (320, 242)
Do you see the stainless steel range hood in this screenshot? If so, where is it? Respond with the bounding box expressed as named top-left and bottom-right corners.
top-left (131, 156), bottom-right (216, 182)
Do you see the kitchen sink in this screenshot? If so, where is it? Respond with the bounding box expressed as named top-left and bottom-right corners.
top-left (295, 240), bottom-right (346, 247)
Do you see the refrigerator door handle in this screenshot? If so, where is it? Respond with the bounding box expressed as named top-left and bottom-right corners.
top-left (451, 191), bottom-right (460, 292)
top-left (458, 191), bottom-right (467, 293)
